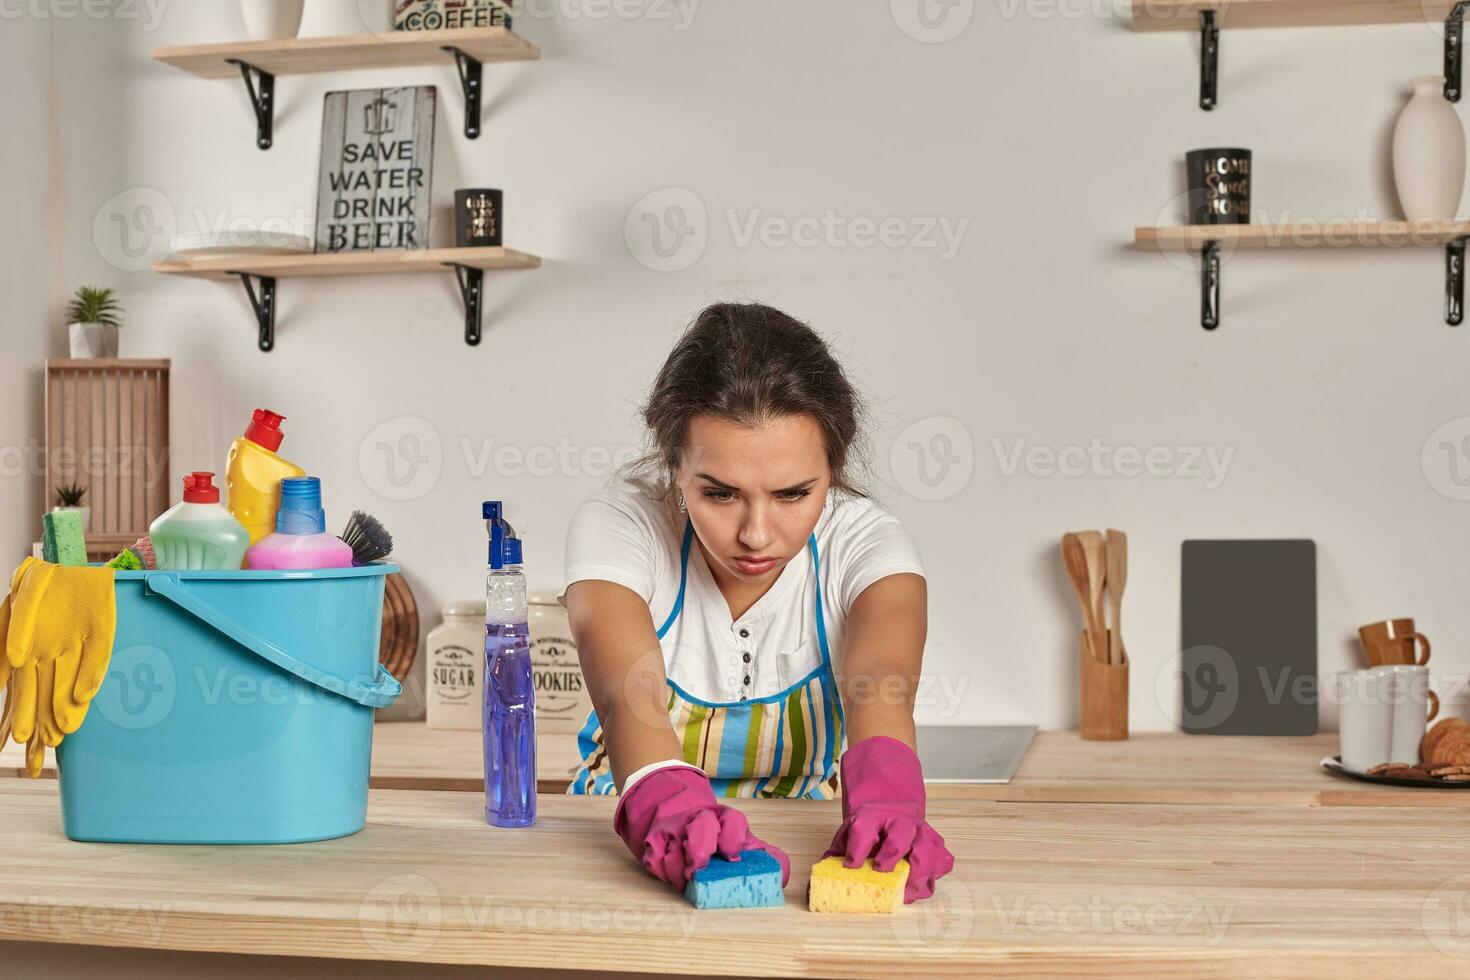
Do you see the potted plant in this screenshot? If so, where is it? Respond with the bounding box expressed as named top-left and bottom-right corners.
top-left (53, 483), bottom-right (91, 533)
top-left (67, 287), bottom-right (123, 358)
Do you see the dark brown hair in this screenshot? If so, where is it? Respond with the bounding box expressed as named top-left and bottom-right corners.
top-left (627, 303), bottom-right (869, 501)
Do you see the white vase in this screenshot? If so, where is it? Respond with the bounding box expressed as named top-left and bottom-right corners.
top-left (240, 0), bottom-right (305, 41)
top-left (299, 0), bottom-right (384, 37)
top-left (68, 322), bottom-right (119, 358)
top-left (1393, 75), bottom-right (1467, 221)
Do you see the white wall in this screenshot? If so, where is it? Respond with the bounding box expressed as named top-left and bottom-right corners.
top-left (0, 11), bottom-right (55, 565)
top-left (19, 0), bottom-right (1470, 730)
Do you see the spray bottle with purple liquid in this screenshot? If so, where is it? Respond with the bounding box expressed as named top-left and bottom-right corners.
top-left (483, 501), bottom-right (536, 828)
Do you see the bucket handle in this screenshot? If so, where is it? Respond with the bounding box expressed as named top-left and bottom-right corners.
top-left (143, 572), bottom-right (403, 709)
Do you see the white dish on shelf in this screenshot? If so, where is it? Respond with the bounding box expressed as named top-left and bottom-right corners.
top-left (170, 231), bottom-right (313, 259)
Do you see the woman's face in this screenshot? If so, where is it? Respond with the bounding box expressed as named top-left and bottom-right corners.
top-left (676, 413), bottom-right (832, 583)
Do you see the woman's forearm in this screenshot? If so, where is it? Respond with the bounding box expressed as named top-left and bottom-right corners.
top-left (565, 579), bottom-right (686, 789)
top-left (837, 572), bottom-right (928, 750)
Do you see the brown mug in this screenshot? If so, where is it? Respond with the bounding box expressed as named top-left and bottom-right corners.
top-left (1359, 618), bottom-right (1431, 667)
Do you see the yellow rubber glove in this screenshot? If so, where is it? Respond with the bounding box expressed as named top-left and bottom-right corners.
top-left (1, 558), bottom-right (116, 777)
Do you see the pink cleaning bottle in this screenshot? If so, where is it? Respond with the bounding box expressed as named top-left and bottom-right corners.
top-left (245, 476), bottom-right (354, 571)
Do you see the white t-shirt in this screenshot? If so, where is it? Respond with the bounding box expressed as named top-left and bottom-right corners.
top-left (558, 475), bottom-right (925, 704)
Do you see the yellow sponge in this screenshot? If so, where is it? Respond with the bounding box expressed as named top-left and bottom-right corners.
top-left (808, 857), bottom-right (909, 913)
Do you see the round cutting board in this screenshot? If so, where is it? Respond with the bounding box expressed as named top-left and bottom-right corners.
top-left (379, 572), bottom-right (420, 684)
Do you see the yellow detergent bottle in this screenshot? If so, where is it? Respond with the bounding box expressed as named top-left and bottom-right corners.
top-left (226, 408), bottom-right (306, 547)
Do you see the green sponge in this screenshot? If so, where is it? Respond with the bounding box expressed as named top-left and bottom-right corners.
top-left (42, 511), bottom-right (88, 566)
top-left (684, 850), bottom-right (785, 909)
top-left (808, 857), bottom-right (909, 914)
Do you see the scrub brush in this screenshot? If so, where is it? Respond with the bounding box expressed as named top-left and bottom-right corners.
top-left (108, 534), bottom-right (158, 570)
top-left (341, 511), bottom-right (393, 566)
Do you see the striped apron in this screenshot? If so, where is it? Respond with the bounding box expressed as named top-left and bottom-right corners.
top-left (569, 517), bottom-right (846, 799)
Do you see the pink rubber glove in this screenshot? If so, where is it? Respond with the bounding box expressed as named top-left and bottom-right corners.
top-left (823, 735), bottom-right (955, 904)
top-left (614, 764), bottom-right (791, 889)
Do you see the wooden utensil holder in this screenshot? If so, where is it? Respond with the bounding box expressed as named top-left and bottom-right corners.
top-left (1080, 630), bottom-right (1129, 741)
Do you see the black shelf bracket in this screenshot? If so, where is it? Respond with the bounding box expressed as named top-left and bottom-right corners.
top-left (226, 58), bottom-right (275, 150)
top-left (446, 263), bottom-right (485, 345)
top-left (443, 46), bottom-right (484, 139)
top-left (1448, 3), bottom-right (1468, 102)
top-left (1200, 10), bottom-right (1219, 111)
top-left (1201, 241), bottom-right (1221, 331)
top-left (1449, 238), bottom-right (1467, 327)
top-left (232, 273), bottom-right (277, 351)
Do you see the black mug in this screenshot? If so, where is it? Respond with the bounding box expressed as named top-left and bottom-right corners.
top-left (1186, 148), bottom-right (1252, 225)
top-left (455, 189), bottom-right (503, 247)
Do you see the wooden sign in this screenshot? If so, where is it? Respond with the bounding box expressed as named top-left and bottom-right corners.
top-left (315, 86), bottom-right (436, 254)
top-left (394, 0), bottom-right (512, 31)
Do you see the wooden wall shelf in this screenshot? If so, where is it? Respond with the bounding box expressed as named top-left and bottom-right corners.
top-left (1131, 0), bottom-right (1463, 32)
top-left (1135, 221), bottom-right (1470, 329)
top-left (152, 27), bottom-right (540, 148)
top-left (1131, 1), bottom-right (1468, 109)
top-left (152, 27), bottom-right (538, 77)
top-left (1136, 220), bottom-right (1470, 250)
top-left (154, 247), bottom-right (541, 351)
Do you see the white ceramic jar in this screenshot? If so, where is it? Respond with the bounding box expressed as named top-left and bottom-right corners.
top-left (240, 0), bottom-right (305, 41)
top-left (528, 590), bottom-right (589, 735)
top-left (1393, 75), bottom-right (1467, 221)
top-left (425, 601), bottom-right (484, 731)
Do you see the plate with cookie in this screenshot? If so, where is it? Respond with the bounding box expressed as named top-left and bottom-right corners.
top-left (1322, 717), bottom-right (1470, 788)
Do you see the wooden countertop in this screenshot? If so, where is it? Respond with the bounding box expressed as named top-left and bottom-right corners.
top-left (9, 725), bottom-right (1470, 806)
top-left (2, 779), bottom-right (1468, 976)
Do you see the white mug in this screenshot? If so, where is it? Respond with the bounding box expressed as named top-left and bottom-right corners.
top-left (1371, 664), bottom-right (1439, 766)
top-left (1338, 670), bottom-right (1394, 773)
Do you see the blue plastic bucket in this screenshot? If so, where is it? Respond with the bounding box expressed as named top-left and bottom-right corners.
top-left (55, 563), bottom-right (402, 844)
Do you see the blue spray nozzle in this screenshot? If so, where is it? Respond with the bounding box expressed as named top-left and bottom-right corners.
top-left (277, 476), bottom-right (327, 534)
top-left (483, 500), bottom-right (523, 568)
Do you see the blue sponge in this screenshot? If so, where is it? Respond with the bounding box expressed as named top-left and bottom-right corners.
top-left (684, 849), bottom-right (785, 909)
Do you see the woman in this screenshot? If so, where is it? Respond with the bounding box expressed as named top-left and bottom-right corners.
top-left (559, 303), bottom-right (954, 904)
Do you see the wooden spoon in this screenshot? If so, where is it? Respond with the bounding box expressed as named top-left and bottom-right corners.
top-left (1105, 529), bottom-right (1128, 666)
top-left (1061, 533), bottom-right (1104, 662)
top-left (1077, 531), bottom-right (1107, 660)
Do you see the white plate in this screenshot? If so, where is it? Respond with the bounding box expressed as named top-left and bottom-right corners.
top-left (171, 231), bottom-right (313, 258)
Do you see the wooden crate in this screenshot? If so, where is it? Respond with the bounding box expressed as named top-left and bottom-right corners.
top-left (44, 359), bottom-right (170, 561)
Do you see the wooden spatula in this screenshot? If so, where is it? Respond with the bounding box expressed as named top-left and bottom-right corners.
top-left (1105, 529), bottom-right (1128, 666)
top-left (1062, 532), bottom-right (1105, 662)
top-left (1078, 531), bottom-right (1107, 659)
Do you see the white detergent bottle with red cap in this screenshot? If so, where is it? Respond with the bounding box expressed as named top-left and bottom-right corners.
top-left (149, 472), bottom-right (252, 570)
top-left (245, 477), bottom-right (355, 571)
top-left (226, 408), bottom-right (306, 547)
